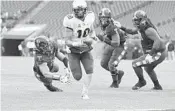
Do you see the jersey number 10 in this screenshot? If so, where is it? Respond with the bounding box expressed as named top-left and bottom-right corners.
top-left (77, 28), bottom-right (90, 38)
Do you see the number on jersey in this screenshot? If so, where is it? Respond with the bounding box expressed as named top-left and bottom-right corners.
top-left (77, 28), bottom-right (90, 38)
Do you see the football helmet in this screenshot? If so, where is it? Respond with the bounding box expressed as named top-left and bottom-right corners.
top-left (72, 0), bottom-right (87, 19)
top-left (132, 10), bottom-right (147, 27)
top-left (35, 36), bottom-right (50, 52)
top-left (98, 8), bottom-right (112, 28)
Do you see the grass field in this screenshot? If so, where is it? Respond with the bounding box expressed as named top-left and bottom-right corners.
top-left (1, 57), bottom-right (175, 111)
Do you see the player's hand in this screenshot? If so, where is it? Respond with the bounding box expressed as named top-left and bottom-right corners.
top-left (103, 36), bottom-right (111, 43)
top-left (82, 38), bottom-right (93, 46)
top-left (60, 75), bottom-right (69, 83)
top-left (72, 40), bottom-right (86, 47)
top-left (65, 68), bottom-right (71, 78)
top-left (96, 33), bottom-right (105, 41)
top-left (113, 21), bottom-right (122, 28)
top-left (145, 54), bottom-right (153, 63)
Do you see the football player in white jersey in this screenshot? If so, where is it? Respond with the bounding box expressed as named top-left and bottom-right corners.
top-left (63, 0), bottom-right (97, 99)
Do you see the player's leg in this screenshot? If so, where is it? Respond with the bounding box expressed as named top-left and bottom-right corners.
top-left (33, 65), bottom-right (62, 92)
top-left (81, 52), bottom-right (94, 99)
top-left (100, 45), bottom-right (113, 71)
top-left (50, 61), bottom-right (59, 72)
top-left (132, 55), bottom-right (147, 90)
top-left (68, 53), bottom-right (82, 81)
top-left (144, 51), bottom-right (166, 90)
top-left (108, 47), bottom-right (125, 88)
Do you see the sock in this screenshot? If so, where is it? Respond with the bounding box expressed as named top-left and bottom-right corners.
top-left (147, 70), bottom-right (160, 86)
top-left (133, 66), bottom-right (145, 82)
top-left (111, 75), bottom-right (118, 82)
top-left (111, 71), bottom-right (118, 82)
top-left (83, 74), bottom-right (92, 94)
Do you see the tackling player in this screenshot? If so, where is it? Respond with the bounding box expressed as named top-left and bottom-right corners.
top-left (33, 36), bottom-right (70, 92)
top-left (115, 10), bottom-right (166, 90)
top-left (63, 0), bottom-right (97, 99)
top-left (96, 8), bottom-right (126, 88)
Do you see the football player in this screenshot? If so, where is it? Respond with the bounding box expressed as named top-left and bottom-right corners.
top-left (96, 8), bottom-right (127, 88)
top-left (115, 10), bottom-right (166, 90)
top-left (33, 36), bottom-right (70, 92)
top-left (63, 0), bottom-right (97, 99)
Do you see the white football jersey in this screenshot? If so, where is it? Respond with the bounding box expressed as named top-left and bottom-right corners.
top-left (63, 11), bottom-right (95, 39)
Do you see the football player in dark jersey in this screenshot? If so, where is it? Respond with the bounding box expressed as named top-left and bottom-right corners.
top-left (115, 10), bottom-right (166, 90)
top-left (33, 36), bottom-right (70, 92)
top-left (97, 8), bottom-right (127, 88)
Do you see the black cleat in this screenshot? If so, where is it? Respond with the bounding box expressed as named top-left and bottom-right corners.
top-left (44, 84), bottom-right (63, 92)
top-left (132, 80), bottom-right (146, 90)
top-left (152, 85), bottom-right (163, 90)
top-left (110, 81), bottom-right (119, 88)
top-left (118, 70), bottom-right (124, 84)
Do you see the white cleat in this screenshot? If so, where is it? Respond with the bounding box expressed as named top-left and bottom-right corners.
top-left (82, 94), bottom-right (90, 100)
top-left (81, 85), bottom-right (89, 100)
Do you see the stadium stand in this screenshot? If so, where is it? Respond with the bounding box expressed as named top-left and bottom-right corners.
top-left (1, 1), bottom-right (39, 15)
top-left (117, 1), bottom-right (175, 38)
top-left (30, 1), bottom-right (148, 37)
top-left (1, 1), bottom-right (175, 57)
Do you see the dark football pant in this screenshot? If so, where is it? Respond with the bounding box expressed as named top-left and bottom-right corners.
top-left (33, 62), bottom-right (59, 85)
top-left (132, 50), bottom-right (166, 83)
top-left (68, 51), bottom-right (94, 81)
top-left (101, 45), bottom-right (124, 74)
top-left (132, 51), bottom-right (166, 68)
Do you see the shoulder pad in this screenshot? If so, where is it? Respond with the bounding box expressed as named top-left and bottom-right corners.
top-left (66, 14), bottom-right (74, 19)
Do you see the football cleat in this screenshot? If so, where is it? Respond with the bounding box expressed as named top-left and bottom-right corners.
top-left (132, 80), bottom-right (146, 90)
top-left (118, 70), bottom-right (124, 85)
top-left (110, 81), bottom-right (119, 88)
top-left (81, 85), bottom-right (89, 100)
top-left (152, 85), bottom-right (163, 90)
top-left (82, 94), bottom-right (90, 100)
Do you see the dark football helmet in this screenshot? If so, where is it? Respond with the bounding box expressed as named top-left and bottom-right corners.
top-left (98, 8), bottom-right (112, 28)
top-left (132, 10), bottom-right (147, 28)
top-left (35, 36), bottom-right (50, 52)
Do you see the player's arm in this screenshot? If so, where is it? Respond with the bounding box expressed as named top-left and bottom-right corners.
top-left (103, 26), bottom-right (120, 47)
top-left (38, 63), bottom-right (61, 80)
top-left (112, 20), bottom-right (138, 35)
top-left (55, 50), bottom-right (69, 68)
top-left (110, 29), bottom-right (120, 47)
top-left (120, 26), bottom-right (138, 35)
top-left (145, 27), bottom-right (163, 55)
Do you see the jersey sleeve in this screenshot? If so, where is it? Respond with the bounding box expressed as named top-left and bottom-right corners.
top-left (63, 14), bottom-right (73, 31)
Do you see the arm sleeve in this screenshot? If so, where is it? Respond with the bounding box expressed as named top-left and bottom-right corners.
top-left (120, 26), bottom-right (138, 35)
